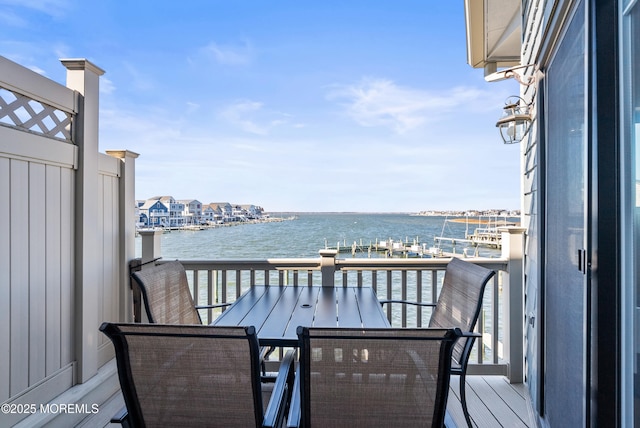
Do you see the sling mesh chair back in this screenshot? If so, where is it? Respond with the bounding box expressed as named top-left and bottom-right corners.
top-left (295, 327), bottom-right (462, 428)
top-left (381, 257), bottom-right (495, 427)
top-left (131, 260), bottom-right (224, 324)
top-left (100, 323), bottom-right (295, 428)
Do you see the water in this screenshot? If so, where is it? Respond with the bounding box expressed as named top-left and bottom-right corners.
top-left (134, 213), bottom-right (506, 361)
top-left (135, 213), bottom-right (505, 259)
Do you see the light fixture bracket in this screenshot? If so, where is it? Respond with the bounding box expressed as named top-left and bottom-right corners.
top-left (485, 64), bottom-right (537, 86)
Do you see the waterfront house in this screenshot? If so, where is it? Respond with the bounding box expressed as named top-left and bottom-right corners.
top-left (178, 199), bottom-right (204, 225)
top-left (209, 202), bottom-right (234, 222)
top-left (202, 203), bottom-right (224, 224)
top-left (464, 0), bottom-right (636, 425)
top-left (137, 198), bottom-right (169, 227)
top-left (240, 204), bottom-right (264, 219)
top-left (150, 196), bottom-right (185, 227)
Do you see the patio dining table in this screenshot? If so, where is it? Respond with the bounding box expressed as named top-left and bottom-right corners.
top-left (212, 285), bottom-right (391, 347)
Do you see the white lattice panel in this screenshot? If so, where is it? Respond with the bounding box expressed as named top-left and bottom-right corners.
top-left (0, 87), bottom-right (72, 141)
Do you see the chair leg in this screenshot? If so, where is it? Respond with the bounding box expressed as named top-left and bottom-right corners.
top-left (460, 372), bottom-right (473, 428)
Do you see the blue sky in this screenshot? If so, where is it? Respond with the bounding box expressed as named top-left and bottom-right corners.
top-left (0, 0), bottom-right (520, 212)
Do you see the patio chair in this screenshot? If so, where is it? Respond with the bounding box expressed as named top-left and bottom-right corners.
top-left (100, 323), bottom-right (296, 428)
top-left (379, 257), bottom-right (496, 428)
top-left (131, 260), bottom-right (229, 324)
top-left (289, 326), bottom-right (465, 427)
top-left (129, 259), bottom-right (273, 376)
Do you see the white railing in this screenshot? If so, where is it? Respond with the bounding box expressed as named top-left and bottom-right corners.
top-left (137, 227), bottom-right (525, 382)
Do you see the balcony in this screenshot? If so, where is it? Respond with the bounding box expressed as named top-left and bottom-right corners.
top-left (120, 227), bottom-right (533, 427)
top-left (1, 54), bottom-right (535, 428)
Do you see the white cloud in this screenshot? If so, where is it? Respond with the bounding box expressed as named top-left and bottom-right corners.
top-left (328, 77), bottom-right (498, 134)
top-left (122, 62), bottom-right (155, 91)
top-left (100, 77), bottom-right (115, 94)
top-left (185, 102), bottom-right (200, 115)
top-left (219, 100), bottom-right (294, 135)
top-left (201, 40), bottom-right (252, 66)
top-left (0, 0), bottom-right (70, 18)
top-left (53, 43), bottom-right (71, 59)
top-left (0, 10), bottom-right (27, 27)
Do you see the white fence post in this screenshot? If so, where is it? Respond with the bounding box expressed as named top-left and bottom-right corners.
top-left (499, 226), bottom-right (525, 383)
top-left (106, 150), bottom-right (139, 323)
top-left (140, 230), bottom-right (163, 265)
top-left (62, 58), bottom-right (105, 383)
top-left (319, 249), bottom-right (338, 287)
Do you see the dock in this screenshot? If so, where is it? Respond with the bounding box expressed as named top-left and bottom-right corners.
top-left (434, 216), bottom-right (520, 251)
top-left (323, 237), bottom-right (445, 258)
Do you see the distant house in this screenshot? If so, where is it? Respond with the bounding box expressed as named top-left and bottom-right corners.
top-left (239, 204), bottom-right (263, 219)
top-left (232, 204), bottom-right (247, 221)
top-left (202, 203), bottom-right (223, 224)
top-left (178, 199), bottom-right (203, 225)
top-left (138, 199), bottom-right (169, 227)
top-left (209, 202), bottom-right (233, 222)
top-left (142, 196), bottom-right (185, 227)
top-left (152, 196), bottom-right (185, 227)
top-left (135, 200), bottom-right (144, 226)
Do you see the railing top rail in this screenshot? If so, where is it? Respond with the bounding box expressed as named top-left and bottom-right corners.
top-left (174, 257), bottom-right (508, 272)
top-left (336, 257), bottom-right (508, 271)
top-left (175, 258), bottom-right (322, 270)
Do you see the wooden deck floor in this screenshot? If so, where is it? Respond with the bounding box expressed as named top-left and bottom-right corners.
top-left (87, 375), bottom-right (534, 428)
top-left (448, 375), bottom-right (535, 428)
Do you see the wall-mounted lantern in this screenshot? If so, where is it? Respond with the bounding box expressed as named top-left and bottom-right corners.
top-left (496, 96), bottom-right (532, 144)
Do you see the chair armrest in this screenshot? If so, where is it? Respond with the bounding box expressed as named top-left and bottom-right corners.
top-left (451, 331), bottom-right (482, 375)
top-left (379, 299), bottom-right (436, 307)
top-left (286, 365), bottom-right (301, 428)
top-left (110, 406), bottom-right (131, 427)
top-left (194, 303), bottom-right (231, 310)
top-left (263, 350), bottom-right (296, 428)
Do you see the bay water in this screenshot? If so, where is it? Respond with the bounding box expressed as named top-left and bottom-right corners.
top-left (135, 213), bottom-right (504, 260)
top-left (134, 213), bottom-right (504, 356)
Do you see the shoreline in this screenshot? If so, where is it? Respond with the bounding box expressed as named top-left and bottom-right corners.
top-left (136, 215), bottom-right (296, 233)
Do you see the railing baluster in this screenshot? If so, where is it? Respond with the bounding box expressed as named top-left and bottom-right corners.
top-left (416, 270), bottom-right (422, 328)
top-left (478, 309), bottom-right (484, 363)
top-left (192, 270), bottom-right (199, 305)
top-left (386, 271), bottom-right (392, 321)
top-left (207, 270), bottom-right (213, 322)
top-left (401, 270), bottom-right (407, 328)
top-left (221, 270), bottom-right (227, 304)
top-left (431, 270), bottom-right (438, 304)
top-left (493, 275), bottom-right (500, 364)
top-left (372, 270), bottom-right (377, 293)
